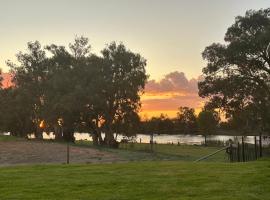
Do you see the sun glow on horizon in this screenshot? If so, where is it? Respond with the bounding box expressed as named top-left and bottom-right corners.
top-left (1, 72), bottom-right (205, 119)
top-left (141, 92), bottom-right (187, 101)
top-left (139, 107), bottom-right (203, 120)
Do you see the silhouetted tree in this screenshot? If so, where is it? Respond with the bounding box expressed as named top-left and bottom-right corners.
top-left (176, 107), bottom-right (197, 134)
top-left (6, 41), bottom-right (48, 139)
top-left (199, 8), bottom-right (270, 133)
top-left (0, 88), bottom-right (35, 137)
top-left (141, 114), bottom-right (174, 135)
top-left (2, 37), bottom-right (148, 147)
top-left (99, 42), bottom-right (147, 146)
top-left (197, 109), bottom-right (219, 145)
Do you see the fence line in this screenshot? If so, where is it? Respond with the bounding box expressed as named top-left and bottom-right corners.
top-left (228, 136), bottom-right (263, 162)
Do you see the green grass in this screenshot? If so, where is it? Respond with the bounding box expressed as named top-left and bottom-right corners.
top-left (76, 141), bottom-right (228, 162)
top-left (119, 143), bottom-right (228, 161)
top-left (0, 160), bottom-right (269, 199)
top-left (0, 135), bottom-right (23, 141)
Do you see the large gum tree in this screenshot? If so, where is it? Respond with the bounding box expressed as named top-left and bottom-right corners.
top-left (3, 36), bottom-right (147, 146)
top-left (199, 8), bottom-right (270, 133)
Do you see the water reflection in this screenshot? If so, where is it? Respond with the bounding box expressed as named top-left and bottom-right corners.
top-left (38, 132), bottom-right (270, 146)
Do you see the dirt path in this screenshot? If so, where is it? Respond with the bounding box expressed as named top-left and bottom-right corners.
top-left (0, 140), bottom-right (122, 165)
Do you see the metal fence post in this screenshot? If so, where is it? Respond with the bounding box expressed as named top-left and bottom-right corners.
top-left (242, 136), bottom-right (245, 162)
top-left (229, 143), bottom-right (233, 162)
top-left (259, 133), bottom-right (262, 158)
top-left (150, 134), bottom-right (153, 152)
top-left (254, 136), bottom-right (257, 160)
top-left (237, 142), bottom-right (240, 162)
top-left (67, 142), bottom-right (70, 164)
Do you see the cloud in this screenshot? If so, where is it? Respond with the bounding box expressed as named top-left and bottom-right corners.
top-left (1, 71), bottom-right (203, 117)
top-left (145, 71), bottom-right (202, 94)
top-left (141, 71), bottom-right (204, 117)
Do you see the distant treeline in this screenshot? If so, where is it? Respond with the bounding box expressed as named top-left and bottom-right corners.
top-left (140, 108), bottom-right (218, 136)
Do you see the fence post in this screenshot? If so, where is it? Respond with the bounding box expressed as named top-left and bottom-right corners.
top-left (67, 142), bottom-right (70, 164)
top-left (229, 143), bottom-right (233, 162)
top-left (150, 134), bottom-right (153, 152)
top-left (242, 136), bottom-right (245, 162)
top-left (237, 142), bottom-right (240, 162)
top-left (259, 133), bottom-right (262, 158)
top-left (254, 136), bottom-right (257, 160)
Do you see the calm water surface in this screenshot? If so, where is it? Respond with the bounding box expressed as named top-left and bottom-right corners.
top-left (38, 132), bottom-right (270, 145)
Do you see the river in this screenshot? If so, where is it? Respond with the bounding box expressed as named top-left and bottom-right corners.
top-left (36, 132), bottom-right (270, 146)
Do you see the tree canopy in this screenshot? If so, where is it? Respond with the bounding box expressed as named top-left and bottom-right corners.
top-left (199, 8), bottom-right (270, 133)
top-left (176, 107), bottom-right (197, 134)
top-left (1, 36), bottom-right (148, 146)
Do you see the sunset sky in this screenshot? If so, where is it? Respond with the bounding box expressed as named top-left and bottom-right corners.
top-left (1, 0), bottom-right (270, 118)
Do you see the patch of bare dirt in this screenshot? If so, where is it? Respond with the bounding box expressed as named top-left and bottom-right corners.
top-left (0, 140), bottom-right (122, 165)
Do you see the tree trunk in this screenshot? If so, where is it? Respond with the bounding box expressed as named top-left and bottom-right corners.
top-left (97, 130), bottom-right (103, 145)
top-left (54, 124), bottom-right (63, 141)
top-left (104, 131), bottom-right (114, 144)
top-left (92, 130), bottom-right (98, 145)
top-left (92, 119), bottom-right (104, 145)
top-left (63, 126), bottom-right (75, 143)
top-left (259, 133), bottom-right (262, 157)
top-left (10, 132), bottom-right (18, 137)
top-left (104, 129), bottom-right (118, 148)
top-left (34, 126), bottom-right (43, 140)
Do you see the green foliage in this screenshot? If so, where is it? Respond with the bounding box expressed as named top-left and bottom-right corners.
top-left (0, 88), bottom-right (35, 136)
top-left (199, 8), bottom-right (270, 133)
top-left (140, 107), bottom-right (202, 135)
top-left (99, 42), bottom-right (147, 145)
top-left (141, 114), bottom-right (174, 135)
top-left (138, 109), bottom-right (197, 136)
top-left (176, 107), bottom-right (197, 134)
top-left (197, 110), bottom-right (219, 135)
top-left (1, 37), bottom-right (147, 145)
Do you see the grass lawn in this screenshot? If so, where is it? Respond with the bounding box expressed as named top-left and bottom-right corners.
top-left (0, 160), bottom-right (269, 200)
top-left (120, 143), bottom-right (228, 161)
top-left (76, 141), bottom-right (229, 162)
top-left (0, 135), bottom-right (23, 142)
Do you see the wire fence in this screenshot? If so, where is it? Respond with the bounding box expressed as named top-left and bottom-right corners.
top-left (118, 135), bottom-right (270, 162)
top-left (227, 136), bottom-right (270, 162)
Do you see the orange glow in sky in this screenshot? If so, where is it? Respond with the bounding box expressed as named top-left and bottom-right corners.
top-left (1, 73), bottom-right (13, 88)
top-left (1, 1), bottom-right (267, 121)
top-left (139, 71), bottom-right (204, 118)
top-left (1, 71), bottom-right (204, 118)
